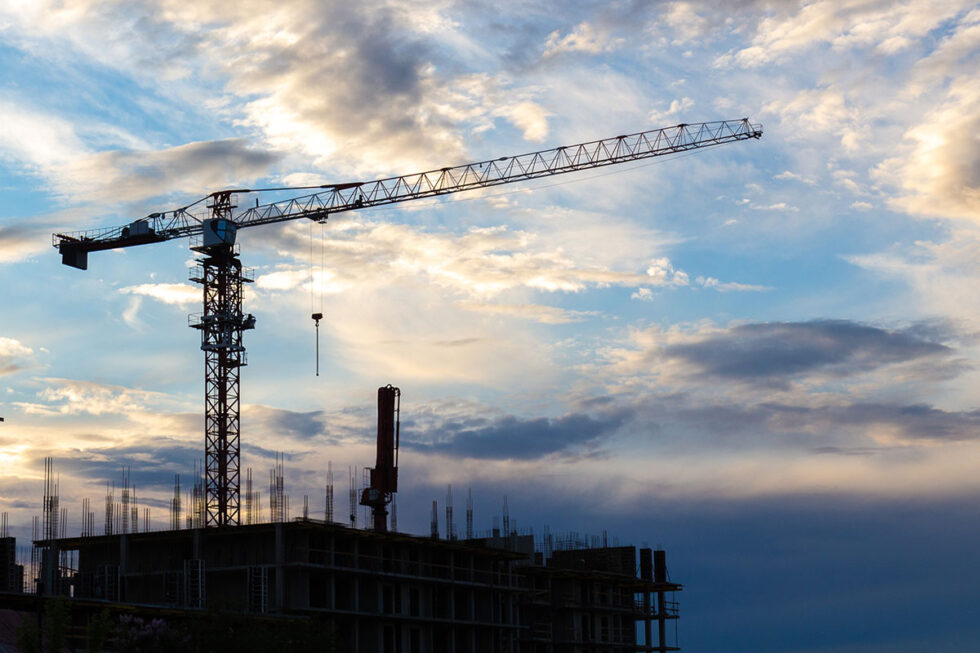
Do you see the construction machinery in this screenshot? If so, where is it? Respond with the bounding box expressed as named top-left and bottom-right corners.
top-left (53, 119), bottom-right (763, 528)
top-left (360, 385), bottom-right (400, 532)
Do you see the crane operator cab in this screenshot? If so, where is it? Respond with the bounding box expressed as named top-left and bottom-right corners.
top-left (202, 218), bottom-right (238, 248)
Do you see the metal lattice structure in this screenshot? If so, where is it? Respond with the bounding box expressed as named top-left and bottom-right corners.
top-left (53, 119), bottom-right (762, 527)
top-left (186, 193), bottom-right (255, 527)
top-left (52, 120), bottom-right (762, 258)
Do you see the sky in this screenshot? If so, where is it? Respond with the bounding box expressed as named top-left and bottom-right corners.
top-left (1, 0), bottom-right (979, 650)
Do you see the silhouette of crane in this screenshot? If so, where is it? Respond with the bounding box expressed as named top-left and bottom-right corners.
top-left (53, 119), bottom-right (762, 527)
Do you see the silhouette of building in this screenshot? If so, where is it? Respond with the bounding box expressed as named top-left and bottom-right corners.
top-left (39, 521), bottom-right (680, 652)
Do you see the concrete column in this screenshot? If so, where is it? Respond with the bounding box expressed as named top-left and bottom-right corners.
top-left (275, 522), bottom-right (284, 610)
top-left (118, 536), bottom-right (127, 601)
top-left (353, 538), bottom-right (359, 610)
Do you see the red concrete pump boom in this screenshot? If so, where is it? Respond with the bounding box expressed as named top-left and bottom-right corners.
top-left (361, 385), bottom-right (400, 531)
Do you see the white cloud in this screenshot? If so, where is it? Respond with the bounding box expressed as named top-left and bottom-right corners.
top-left (0, 337), bottom-right (36, 376)
top-left (907, 9), bottom-right (980, 94)
top-left (847, 228), bottom-right (980, 327)
top-left (0, 0), bottom-right (556, 184)
top-left (253, 219), bottom-right (700, 299)
top-left (18, 378), bottom-right (176, 417)
top-left (764, 86), bottom-right (863, 151)
top-left (0, 98), bottom-right (84, 170)
top-left (456, 301), bottom-right (599, 324)
top-left (119, 283), bottom-right (201, 307)
top-left (875, 78), bottom-right (980, 221)
top-left (753, 202), bottom-right (799, 212)
top-left (492, 101), bottom-right (551, 142)
top-left (774, 170), bottom-right (816, 185)
top-left (543, 21), bottom-right (623, 57)
top-left (663, 2), bottom-right (708, 43)
top-left (0, 95), bottom-right (280, 207)
top-left (648, 97), bottom-right (695, 125)
top-left (645, 257), bottom-right (689, 287)
top-left (716, 0), bottom-right (969, 68)
top-left (696, 277), bottom-right (771, 292)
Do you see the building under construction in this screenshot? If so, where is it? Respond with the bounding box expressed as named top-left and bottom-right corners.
top-left (39, 522), bottom-right (679, 652)
top-left (15, 386), bottom-right (682, 652)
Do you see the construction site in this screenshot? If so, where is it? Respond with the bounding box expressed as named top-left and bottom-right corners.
top-left (5, 387), bottom-right (682, 652)
top-left (3, 121), bottom-right (762, 651)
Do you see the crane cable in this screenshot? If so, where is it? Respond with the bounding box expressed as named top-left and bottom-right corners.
top-left (310, 221), bottom-right (324, 376)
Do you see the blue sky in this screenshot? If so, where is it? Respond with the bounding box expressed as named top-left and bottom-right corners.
top-left (2, 1), bottom-right (980, 650)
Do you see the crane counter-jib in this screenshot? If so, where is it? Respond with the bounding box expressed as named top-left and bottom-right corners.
top-left (52, 118), bottom-right (761, 270)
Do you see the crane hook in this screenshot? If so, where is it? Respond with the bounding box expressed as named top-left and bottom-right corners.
top-left (312, 312), bottom-right (323, 376)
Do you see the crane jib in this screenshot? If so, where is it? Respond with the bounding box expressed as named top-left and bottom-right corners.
top-left (52, 118), bottom-right (762, 268)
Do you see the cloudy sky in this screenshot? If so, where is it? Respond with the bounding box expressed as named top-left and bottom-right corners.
top-left (2, 0), bottom-right (979, 649)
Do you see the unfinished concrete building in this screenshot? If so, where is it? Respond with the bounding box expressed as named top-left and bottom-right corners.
top-left (41, 519), bottom-right (680, 652)
top-left (20, 387), bottom-right (681, 651)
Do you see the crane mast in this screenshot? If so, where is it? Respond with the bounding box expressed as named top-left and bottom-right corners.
top-left (187, 193), bottom-right (255, 526)
top-left (53, 119), bottom-right (762, 528)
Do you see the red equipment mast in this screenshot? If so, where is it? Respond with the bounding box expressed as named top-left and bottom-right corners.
top-left (360, 385), bottom-right (400, 531)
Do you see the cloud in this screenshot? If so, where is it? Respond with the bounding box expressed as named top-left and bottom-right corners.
top-left (0, 94), bottom-right (280, 207)
top-left (822, 402), bottom-right (980, 443)
top-left (631, 288), bottom-right (654, 302)
top-left (628, 395), bottom-right (980, 455)
top-left (774, 170), bottom-right (816, 185)
top-left (543, 21), bottom-right (623, 57)
top-left (846, 229), bottom-right (980, 325)
top-left (648, 97), bottom-right (695, 125)
top-left (252, 220), bottom-right (704, 298)
top-left (0, 337), bottom-right (37, 376)
top-left (408, 409), bottom-right (630, 460)
top-left (17, 378), bottom-right (176, 417)
top-left (119, 283), bottom-right (200, 307)
top-left (244, 405), bottom-right (326, 441)
top-left (644, 257), bottom-right (689, 287)
top-left (662, 320), bottom-right (953, 386)
top-left (662, 2), bottom-right (710, 43)
top-left (875, 78), bottom-right (980, 221)
top-left (907, 8), bottom-right (980, 91)
top-left (55, 441), bottom-right (203, 492)
top-left (695, 276), bottom-right (771, 292)
top-left (61, 138), bottom-right (281, 204)
top-left (0, 98), bottom-right (83, 169)
top-left (0, 221), bottom-right (56, 264)
top-left (598, 320), bottom-right (964, 404)
top-left (715, 0), bottom-right (968, 68)
top-left (751, 202), bottom-right (800, 212)
top-left (492, 101), bottom-right (551, 142)
top-left (763, 86), bottom-right (863, 151)
top-left (455, 301), bottom-right (599, 324)
top-left (161, 2), bottom-right (553, 172)
top-left (239, 219), bottom-right (771, 385)
top-left (664, 398), bottom-right (980, 445)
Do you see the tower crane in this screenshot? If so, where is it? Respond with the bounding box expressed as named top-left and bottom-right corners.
top-left (53, 119), bottom-right (762, 528)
